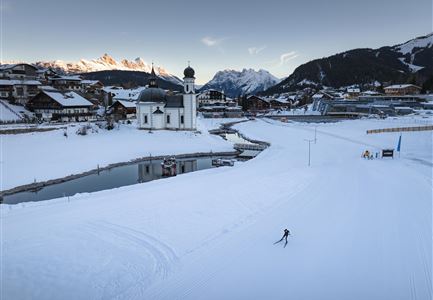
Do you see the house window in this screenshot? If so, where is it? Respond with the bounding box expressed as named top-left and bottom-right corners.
top-left (144, 115), bottom-right (148, 124)
top-left (166, 115), bottom-right (170, 124)
top-left (180, 115), bottom-right (184, 124)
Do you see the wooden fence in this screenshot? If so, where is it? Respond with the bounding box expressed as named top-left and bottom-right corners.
top-left (367, 125), bottom-right (433, 134)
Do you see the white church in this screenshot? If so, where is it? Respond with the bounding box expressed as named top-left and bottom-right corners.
top-left (136, 64), bottom-right (197, 130)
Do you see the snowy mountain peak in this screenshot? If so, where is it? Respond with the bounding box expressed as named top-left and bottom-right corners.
top-left (31, 54), bottom-right (183, 85)
top-left (201, 68), bottom-right (280, 97)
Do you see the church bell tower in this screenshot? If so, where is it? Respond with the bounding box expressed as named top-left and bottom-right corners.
top-left (182, 62), bottom-right (196, 130)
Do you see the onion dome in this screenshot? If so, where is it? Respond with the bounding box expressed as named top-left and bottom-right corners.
top-left (183, 66), bottom-right (195, 78)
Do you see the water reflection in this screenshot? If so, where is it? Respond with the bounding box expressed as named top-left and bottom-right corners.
top-left (3, 156), bottom-right (228, 205)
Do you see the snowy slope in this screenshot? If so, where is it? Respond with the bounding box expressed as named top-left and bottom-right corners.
top-left (394, 33), bottom-right (433, 55)
top-left (0, 100), bottom-right (33, 121)
top-left (2, 117), bottom-right (432, 300)
top-left (31, 54), bottom-right (183, 85)
top-left (200, 69), bottom-right (280, 97)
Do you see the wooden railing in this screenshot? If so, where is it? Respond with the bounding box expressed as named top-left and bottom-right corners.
top-left (367, 125), bottom-right (433, 134)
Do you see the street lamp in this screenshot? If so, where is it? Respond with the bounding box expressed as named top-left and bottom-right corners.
top-left (314, 126), bottom-right (317, 144)
top-left (304, 139), bottom-right (314, 167)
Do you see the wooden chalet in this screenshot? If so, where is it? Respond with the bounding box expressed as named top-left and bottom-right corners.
top-left (244, 95), bottom-right (270, 111)
top-left (27, 90), bottom-right (95, 122)
top-left (109, 100), bottom-right (137, 120)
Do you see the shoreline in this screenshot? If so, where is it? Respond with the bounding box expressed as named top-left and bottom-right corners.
top-left (0, 150), bottom-right (239, 199)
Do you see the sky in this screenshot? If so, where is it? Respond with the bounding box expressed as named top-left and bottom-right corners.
top-left (1, 0), bottom-right (432, 84)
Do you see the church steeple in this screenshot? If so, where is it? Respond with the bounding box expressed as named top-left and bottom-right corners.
top-left (149, 63), bottom-right (158, 88)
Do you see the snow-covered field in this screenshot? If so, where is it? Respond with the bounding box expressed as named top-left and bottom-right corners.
top-left (2, 117), bottom-right (432, 300)
top-left (1, 117), bottom-right (234, 190)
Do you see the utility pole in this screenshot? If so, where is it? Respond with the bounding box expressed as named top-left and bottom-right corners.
top-left (304, 139), bottom-right (314, 167)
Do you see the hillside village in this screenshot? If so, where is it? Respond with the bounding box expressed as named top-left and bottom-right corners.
top-left (0, 61), bottom-right (432, 125)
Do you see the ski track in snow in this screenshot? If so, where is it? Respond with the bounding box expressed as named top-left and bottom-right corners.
top-left (2, 117), bottom-right (432, 300)
top-left (84, 221), bottom-right (178, 299)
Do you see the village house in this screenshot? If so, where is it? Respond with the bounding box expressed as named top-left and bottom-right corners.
top-left (109, 100), bottom-right (137, 120)
top-left (48, 75), bottom-right (83, 91)
top-left (346, 88), bottom-right (361, 98)
top-left (81, 80), bottom-right (104, 95)
top-left (197, 89), bottom-right (234, 107)
top-left (0, 63), bottom-right (38, 80)
top-left (269, 97), bottom-right (291, 109)
top-left (101, 86), bottom-right (145, 107)
top-left (243, 95), bottom-right (270, 111)
top-left (200, 106), bottom-right (243, 118)
top-left (136, 64), bottom-right (197, 130)
top-left (0, 63), bottom-right (43, 104)
top-left (27, 89), bottom-right (95, 122)
top-left (384, 84), bottom-right (421, 95)
top-left (0, 79), bottom-right (42, 104)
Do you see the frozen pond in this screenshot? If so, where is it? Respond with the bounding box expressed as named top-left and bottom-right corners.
top-left (2, 156), bottom-right (234, 204)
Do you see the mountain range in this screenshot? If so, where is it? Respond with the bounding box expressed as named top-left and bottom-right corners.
top-left (34, 53), bottom-right (183, 86)
top-left (264, 33), bottom-right (433, 95)
top-left (199, 69), bottom-right (280, 98)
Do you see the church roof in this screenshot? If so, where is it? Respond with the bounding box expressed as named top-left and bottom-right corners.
top-left (137, 87), bottom-right (166, 102)
top-left (165, 95), bottom-right (184, 108)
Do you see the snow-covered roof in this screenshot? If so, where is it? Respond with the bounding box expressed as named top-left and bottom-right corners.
top-left (347, 88), bottom-right (360, 93)
top-left (40, 85), bottom-right (59, 91)
top-left (113, 100), bottom-right (137, 108)
top-left (0, 79), bottom-right (41, 85)
top-left (110, 87), bottom-right (146, 101)
top-left (49, 75), bottom-right (82, 81)
top-left (81, 80), bottom-right (101, 85)
top-left (384, 84), bottom-right (421, 90)
top-left (362, 90), bottom-right (382, 95)
top-left (43, 91), bottom-right (93, 107)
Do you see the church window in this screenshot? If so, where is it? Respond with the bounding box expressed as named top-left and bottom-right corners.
top-left (144, 115), bottom-right (148, 124)
top-left (180, 115), bottom-right (184, 124)
top-left (186, 85), bottom-right (189, 92)
top-left (167, 115), bottom-right (170, 124)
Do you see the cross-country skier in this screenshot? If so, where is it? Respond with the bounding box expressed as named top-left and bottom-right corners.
top-left (275, 229), bottom-right (290, 244)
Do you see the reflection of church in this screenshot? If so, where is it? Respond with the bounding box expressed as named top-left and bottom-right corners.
top-left (137, 159), bottom-right (198, 183)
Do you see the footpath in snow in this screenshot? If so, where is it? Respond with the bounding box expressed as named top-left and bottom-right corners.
top-left (1, 117), bottom-right (432, 300)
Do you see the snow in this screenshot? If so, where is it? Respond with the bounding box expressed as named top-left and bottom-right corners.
top-left (104, 86), bottom-right (146, 101)
top-left (297, 79), bottom-right (318, 86)
top-left (113, 100), bottom-right (137, 108)
top-left (0, 100), bottom-right (33, 121)
top-left (394, 33), bottom-right (433, 55)
top-left (384, 84), bottom-right (421, 90)
top-left (398, 57), bottom-right (424, 72)
top-left (0, 79), bottom-right (41, 85)
top-left (2, 116), bottom-right (432, 300)
top-left (43, 91), bottom-right (93, 107)
top-left (1, 117), bottom-right (235, 190)
top-left (201, 69), bottom-right (280, 97)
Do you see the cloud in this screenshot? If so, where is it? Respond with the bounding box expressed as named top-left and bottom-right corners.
top-left (201, 36), bottom-right (222, 47)
top-left (279, 51), bottom-right (298, 65)
top-left (248, 45), bottom-right (267, 55)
